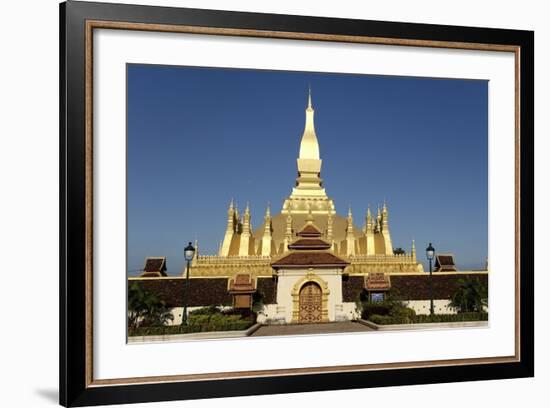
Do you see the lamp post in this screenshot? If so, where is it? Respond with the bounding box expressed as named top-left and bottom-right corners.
top-left (426, 243), bottom-right (435, 315)
top-left (181, 242), bottom-right (196, 326)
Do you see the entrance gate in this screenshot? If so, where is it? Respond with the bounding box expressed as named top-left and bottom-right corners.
top-left (298, 282), bottom-right (323, 323)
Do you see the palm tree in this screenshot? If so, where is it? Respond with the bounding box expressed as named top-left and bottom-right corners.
top-left (128, 282), bottom-right (174, 329)
top-left (450, 277), bottom-right (488, 313)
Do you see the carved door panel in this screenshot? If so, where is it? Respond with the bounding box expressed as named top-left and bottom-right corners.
top-left (299, 282), bottom-right (322, 323)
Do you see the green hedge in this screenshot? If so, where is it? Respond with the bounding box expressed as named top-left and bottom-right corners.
top-left (411, 312), bottom-right (488, 324)
top-left (128, 306), bottom-right (257, 337)
top-left (189, 305), bottom-right (221, 316)
top-left (128, 319), bottom-right (254, 337)
top-left (188, 312), bottom-right (245, 327)
top-left (369, 312), bottom-right (488, 325)
top-left (369, 314), bottom-right (411, 325)
top-left (361, 301), bottom-right (416, 320)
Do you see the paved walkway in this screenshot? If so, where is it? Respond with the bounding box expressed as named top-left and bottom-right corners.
top-left (251, 321), bottom-right (373, 337)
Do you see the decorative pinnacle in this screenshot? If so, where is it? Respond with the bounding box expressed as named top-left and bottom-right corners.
top-left (306, 204), bottom-right (314, 223)
top-left (308, 85), bottom-right (312, 109)
top-left (348, 206), bottom-right (353, 219)
top-left (265, 203), bottom-right (271, 218)
top-left (229, 198), bottom-right (234, 210)
top-left (245, 202), bottom-right (250, 215)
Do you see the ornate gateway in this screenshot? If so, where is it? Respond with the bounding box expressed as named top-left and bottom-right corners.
top-left (299, 282), bottom-right (323, 323)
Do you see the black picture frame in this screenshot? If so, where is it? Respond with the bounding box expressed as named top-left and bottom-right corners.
top-left (60, 1), bottom-right (534, 406)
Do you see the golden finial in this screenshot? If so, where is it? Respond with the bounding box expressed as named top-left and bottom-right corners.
top-left (308, 84), bottom-right (312, 109)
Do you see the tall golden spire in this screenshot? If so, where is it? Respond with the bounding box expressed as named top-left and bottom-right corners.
top-left (238, 202), bottom-right (251, 256)
top-left (233, 202), bottom-right (242, 234)
top-left (283, 211), bottom-right (293, 252)
top-left (226, 199), bottom-right (234, 231)
top-left (380, 201), bottom-right (393, 255)
top-left (375, 205), bottom-right (382, 233)
top-left (261, 204), bottom-right (272, 256)
top-left (381, 201), bottom-right (389, 231)
top-left (282, 88), bottom-right (335, 215)
top-left (365, 205), bottom-right (375, 255)
top-left (346, 207), bottom-right (356, 256)
top-left (299, 86), bottom-right (320, 160)
top-left (219, 199), bottom-right (235, 256)
top-left (366, 205), bottom-right (373, 232)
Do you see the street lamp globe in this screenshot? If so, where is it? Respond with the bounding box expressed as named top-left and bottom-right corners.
top-left (426, 243), bottom-right (435, 261)
top-left (184, 242), bottom-right (196, 262)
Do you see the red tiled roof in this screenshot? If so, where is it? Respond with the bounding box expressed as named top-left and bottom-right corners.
top-left (365, 273), bottom-right (391, 291)
top-left (288, 238), bottom-right (331, 250)
top-left (435, 254), bottom-right (457, 272)
top-left (271, 252), bottom-right (349, 268)
top-left (229, 274), bottom-right (256, 293)
top-left (141, 257), bottom-right (167, 277)
top-left (144, 258), bottom-right (165, 272)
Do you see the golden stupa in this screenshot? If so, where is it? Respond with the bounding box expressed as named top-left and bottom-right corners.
top-left (189, 89), bottom-right (424, 278)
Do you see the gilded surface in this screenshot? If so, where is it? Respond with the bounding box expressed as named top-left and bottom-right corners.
top-left (200, 90), bottom-right (419, 276)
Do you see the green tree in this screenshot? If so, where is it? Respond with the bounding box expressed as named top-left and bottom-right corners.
top-left (128, 282), bottom-right (174, 329)
top-left (252, 291), bottom-right (265, 314)
top-left (450, 277), bottom-right (488, 313)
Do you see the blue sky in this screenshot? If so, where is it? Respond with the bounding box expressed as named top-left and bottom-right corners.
top-left (127, 64), bottom-right (488, 276)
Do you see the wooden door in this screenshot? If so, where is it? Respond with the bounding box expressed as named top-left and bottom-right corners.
top-left (299, 282), bottom-right (322, 323)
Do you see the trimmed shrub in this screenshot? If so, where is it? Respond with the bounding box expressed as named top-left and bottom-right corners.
top-left (128, 320), bottom-right (254, 337)
top-left (360, 300), bottom-right (416, 322)
top-left (187, 311), bottom-right (249, 327)
top-left (189, 305), bottom-right (221, 316)
top-left (368, 312), bottom-right (488, 325)
top-left (389, 303), bottom-right (416, 319)
top-left (369, 314), bottom-right (410, 325)
top-left (412, 312), bottom-right (488, 324)
top-left (360, 301), bottom-right (393, 319)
